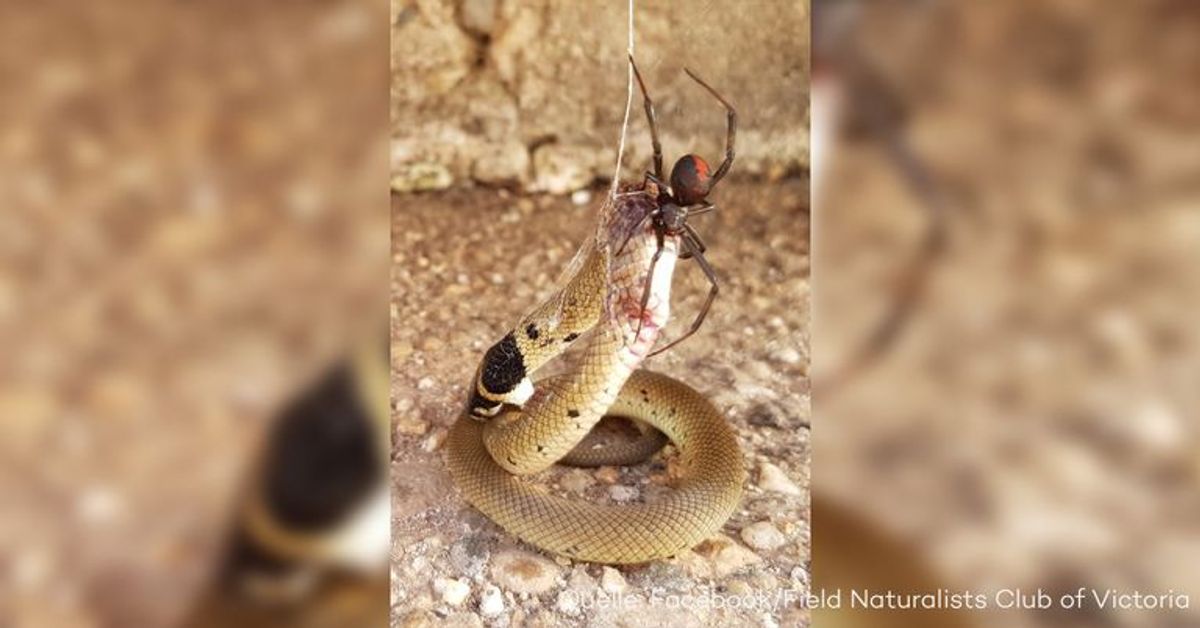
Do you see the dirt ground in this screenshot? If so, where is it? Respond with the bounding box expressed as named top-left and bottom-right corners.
top-left (391, 178), bottom-right (811, 627)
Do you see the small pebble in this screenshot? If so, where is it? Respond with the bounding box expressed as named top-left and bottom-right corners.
top-left (770, 346), bottom-right (803, 365)
top-left (695, 535), bottom-right (762, 577)
top-left (609, 485), bottom-right (639, 502)
top-left (395, 416), bottom-right (429, 436)
top-left (758, 462), bottom-right (803, 496)
top-left (479, 585), bottom-right (505, 616)
top-left (490, 549), bottom-right (561, 594)
top-left (555, 590), bottom-right (581, 615)
top-left (600, 567), bottom-right (626, 593)
top-left (417, 377), bottom-right (435, 390)
top-left (594, 466), bottom-right (620, 484)
top-left (570, 189), bottom-right (592, 206)
top-left (670, 549), bottom-right (713, 579)
top-left (741, 521), bottom-right (788, 552)
top-left (434, 577), bottom-right (471, 606)
top-left (421, 428), bottom-right (447, 452)
top-left (559, 469), bottom-right (593, 493)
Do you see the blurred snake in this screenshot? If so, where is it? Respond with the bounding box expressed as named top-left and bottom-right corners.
top-left (446, 186), bottom-right (744, 563)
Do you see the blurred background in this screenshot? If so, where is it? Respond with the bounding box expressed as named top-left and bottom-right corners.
top-left (0, 1), bottom-right (389, 627)
top-left (813, 1), bottom-right (1200, 627)
top-left (392, 1), bottom-right (811, 626)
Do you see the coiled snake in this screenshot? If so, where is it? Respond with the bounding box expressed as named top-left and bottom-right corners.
top-left (446, 185), bottom-right (745, 563)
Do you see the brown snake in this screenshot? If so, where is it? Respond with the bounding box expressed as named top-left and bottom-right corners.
top-left (445, 185), bottom-right (744, 563)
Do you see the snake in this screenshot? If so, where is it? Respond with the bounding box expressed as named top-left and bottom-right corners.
top-left (445, 185), bottom-right (745, 564)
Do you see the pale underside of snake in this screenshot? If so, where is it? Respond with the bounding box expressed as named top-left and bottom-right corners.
top-left (445, 184), bottom-right (745, 564)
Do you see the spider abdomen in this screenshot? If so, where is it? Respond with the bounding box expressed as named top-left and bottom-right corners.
top-left (670, 154), bottom-right (712, 205)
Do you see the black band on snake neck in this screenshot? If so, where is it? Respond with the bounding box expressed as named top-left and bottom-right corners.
top-left (480, 332), bottom-right (527, 395)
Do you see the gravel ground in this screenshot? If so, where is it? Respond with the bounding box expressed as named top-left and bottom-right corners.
top-left (391, 178), bottom-right (811, 627)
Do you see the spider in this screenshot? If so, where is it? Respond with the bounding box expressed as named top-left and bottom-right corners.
top-left (619, 54), bottom-right (737, 356)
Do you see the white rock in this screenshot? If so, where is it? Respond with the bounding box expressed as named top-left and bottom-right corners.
top-left (770, 346), bottom-right (803, 365)
top-left (479, 585), bottom-right (505, 616)
top-left (758, 462), bottom-right (803, 496)
top-left (600, 567), bottom-right (627, 593)
top-left (609, 485), bottom-right (639, 502)
top-left (434, 577), bottom-right (471, 606)
top-left (570, 189), bottom-right (592, 206)
top-left (555, 590), bottom-right (581, 616)
top-left (740, 521), bottom-right (788, 552)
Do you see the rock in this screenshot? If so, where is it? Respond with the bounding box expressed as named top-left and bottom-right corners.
top-left (746, 405), bottom-right (782, 428)
top-left (434, 577), bottom-right (471, 606)
top-left (479, 585), bottom-right (505, 616)
top-left (594, 466), bottom-right (620, 484)
top-left (392, 163), bottom-right (453, 192)
top-left (570, 189), bottom-right (592, 206)
top-left (609, 485), bottom-right (639, 502)
top-left (459, 0), bottom-right (497, 36)
top-left (741, 521), bottom-right (788, 552)
top-left (694, 535), bottom-right (763, 577)
top-left (600, 567), bottom-right (627, 593)
top-left (490, 549), bottom-right (561, 594)
top-left (669, 549), bottom-right (713, 579)
top-left (555, 590), bottom-right (581, 616)
top-left (448, 536), bottom-right (490, 578)
top-left (532, 145), bottom-right (594, 194)
top-left (395, 415), bottom-right (429, 437)
top-left (558, 469), bottom-right (593, 493)
top-left (472, 141), bottom-right (530, 186)
top-left (422, 428), bottom-right (447, 452)
top-left (758, 462), bottom-right (803, 496)
top-left (770, 345), bottom-right (803, 365)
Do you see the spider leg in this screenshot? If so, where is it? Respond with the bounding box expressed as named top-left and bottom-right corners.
top-left (630, 54), bottom-right (665, 181)
top-left (684, 67), bottom-right (737, 187)
top-left (682, 222), bottom-right (708, 256)
top-left (677, 205), bottom-right (714, 260)
top-left (635, 228), bottom-right (666, 342)
top-left (649, 234), bottom-right (720, 357)
top-left (643, 171), bottom-right (671, 198)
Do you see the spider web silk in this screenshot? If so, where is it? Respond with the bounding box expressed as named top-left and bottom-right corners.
top-left (608, 0), bottom-right (635, 200)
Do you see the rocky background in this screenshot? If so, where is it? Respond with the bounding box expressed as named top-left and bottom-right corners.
top-left (391, 0), bottom-right (810, 193)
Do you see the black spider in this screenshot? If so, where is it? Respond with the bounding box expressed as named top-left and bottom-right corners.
top-left (619, 54), bottom-right (737, 356)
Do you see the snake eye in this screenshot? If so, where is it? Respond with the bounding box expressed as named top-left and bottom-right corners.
top-left (670, 154), bottom-right (711, 205)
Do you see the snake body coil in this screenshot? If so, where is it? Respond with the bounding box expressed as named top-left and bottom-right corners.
top-left (446, 188), bottom-right (744, 563)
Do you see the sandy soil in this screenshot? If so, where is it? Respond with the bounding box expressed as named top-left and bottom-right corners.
top-left (391, 178), bottom-right (811, 627)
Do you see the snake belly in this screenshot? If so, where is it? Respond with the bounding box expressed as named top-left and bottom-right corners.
top-left (445, 188), bottom-right (744, 564)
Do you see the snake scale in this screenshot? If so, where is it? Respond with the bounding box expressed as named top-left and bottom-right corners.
top-left (446, 185), bottom-right (744, 563)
